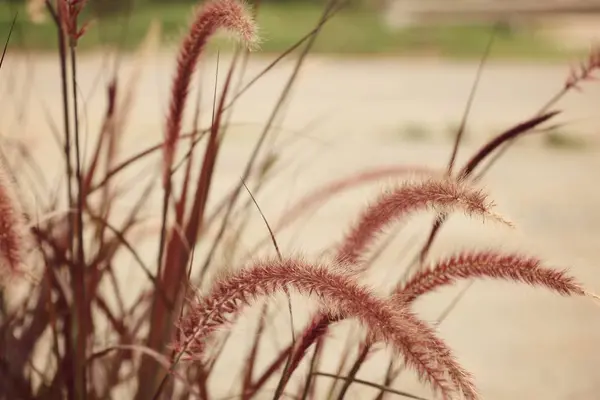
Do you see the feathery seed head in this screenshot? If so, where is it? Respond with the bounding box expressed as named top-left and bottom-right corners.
top-left (175, 257), bottom-right (479, 398)
top-left (0, 166), bottom-right (30, 284)
top-left (397, 250), bottom-right (586, 304)
top-left (566, 44), bottom-right (600, 91)
top-left (335, 177), bottom-right (510, 266)
top-left (163, 0), bottom-right (258, 186)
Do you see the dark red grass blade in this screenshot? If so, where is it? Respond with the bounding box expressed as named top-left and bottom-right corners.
top-left (4, 280), bottom-right (54, 395)
top-left (83, 78), bottom-right (118, 194)
top-left (242, 179), bottom-right (282, 260)
top-left (87, 212), bottom-right (169, 302)
top-left (196, 0), bottom-right (340, 283)
top-left (241, 304), bottom-right (269, 400)
top-left (418, 111), bottom-right (559, 264)
top-left (222, 0), bottom-right (346, 111)
top-left (44, 1), bottom-right (79, 396)
top-left (313, 372), bottom-right (429, 400)
top-left (94, 295), bottom-right (132, 349)
top-left (178, 52), bottom-right (238, 263)
top-left (300, 337), bottom-right (324, 400)
top-left (0, 357), bottom-right (35, 400)
top-left (447, 25), bottom-right (497, 174)
top-left (325, 334), bottom-right (356, 399)
top-left (176, 54), bottom-right (209, 224)
top-left (459, 111), bottom-right (559, 180)
top-left (336, 344), bottom-right (372, 399)
top-left (147, 51), bottom-right (240, 400)
top-left (272, 314), bottom-right (331, 398)
top-left (248, 165), bottom-right (437, 261)
top-left (373, 361), bottom-right (400, 400)
top-left (247, 344), bottom-right (294, 397)
top-left (89, 128), bottom-right (208, 194)
top-left (240, 179), bottom-right (298, 400)
top-left (0, 12), bottom-right (17, 72)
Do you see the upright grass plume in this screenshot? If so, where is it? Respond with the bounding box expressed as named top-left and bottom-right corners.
top-left (163, 0), bottom-right (258, 185)
top-left (139, 3), bottom-right (258, 397)
top-left (565, 45), bottom-right (600, 91)
top-left (335, 177), bottom-right (510, 266)
top-left (176, 257), bottom-right (478, 399)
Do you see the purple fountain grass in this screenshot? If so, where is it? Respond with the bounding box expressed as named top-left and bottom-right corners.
top-left (57, 0), bottom-right (90, 46)
top-left (139, 2), bottom-right (259, 396)
top-left (0, 163), bottom-right (30, 283)
top-left (175, 256), bottom-right (478, 399)
top-left (396, 250), bottom-right (587, 304)
top-left (5, 1), bottom-right (600, 398)
top-left (318, 249), bottom-right (592, 400)
top-left (417, 111), bottom-right (559, 265)
top-left (277, 176), bottom-right (508, 397)
top-left (565, 45), bottom-right (600, 92)
top-left (335, 176), bottom-right (511, 266)
top-left (274, 312), bottom-right (333, 394)
top-left (163, 0), bottom-right (258, 186)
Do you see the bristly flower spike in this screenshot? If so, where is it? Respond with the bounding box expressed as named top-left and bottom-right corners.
top-left (176, 257), bottom-right (479, 399)
top-left (163, 0), bottom-right (258, 187)
top-left (565, 44), bottom-right (600, 91)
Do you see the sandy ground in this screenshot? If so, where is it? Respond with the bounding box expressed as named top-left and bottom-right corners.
top-left (2, 50), bottom-right (600, 399)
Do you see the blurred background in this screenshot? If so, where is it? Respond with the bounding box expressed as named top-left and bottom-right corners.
top-left (2, 1), bottom-right (600, 399)
top-left (4, 0), bottom-right (600, 56)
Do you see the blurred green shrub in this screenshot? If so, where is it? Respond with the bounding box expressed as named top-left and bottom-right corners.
top-left (142, 0), bottom-right (378, 9)
top-left (89, 0), bottom-right (136, 16)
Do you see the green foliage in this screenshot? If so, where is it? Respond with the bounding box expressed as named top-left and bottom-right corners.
top-left (0, 1), bottom-right (572, 58)
top-left (89, 0), bottom-right (136, 16)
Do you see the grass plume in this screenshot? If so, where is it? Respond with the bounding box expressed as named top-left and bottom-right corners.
top-left (163, 0), bottom-right (258, 185)
top-left (398, 251), bottom-right (586, 304)
top-left (176, 256), bottom-right (477, 398)
top-left (335, 177), bottom-right (510, 266)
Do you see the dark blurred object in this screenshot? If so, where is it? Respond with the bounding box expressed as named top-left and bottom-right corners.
top-left (496, 18), bottom-right (518, 36)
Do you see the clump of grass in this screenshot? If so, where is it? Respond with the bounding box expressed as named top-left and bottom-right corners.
top-left (0, 1), bottom-right (599, 400)
top-left (334, 176), bottom-right (511, 266)
top-left (163, 0), bottom-right (258, 185)
top-left (176, 257), bottom-right (476, 398)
